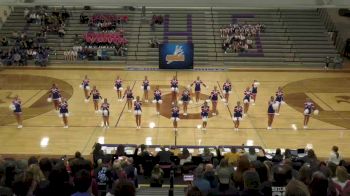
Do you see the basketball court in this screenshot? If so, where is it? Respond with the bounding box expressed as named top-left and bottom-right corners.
top-left (0, 68), bottom-right (349, 158)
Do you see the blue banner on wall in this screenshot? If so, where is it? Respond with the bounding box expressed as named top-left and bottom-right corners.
top-left (159, 43), bottom-right (194, 69)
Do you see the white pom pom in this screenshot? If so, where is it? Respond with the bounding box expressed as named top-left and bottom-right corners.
top-left (58, 98), bottom-right (62, 102)
top-left (254, 82), bottom-right (260, 86)
top-left (170, 117), bottom-right (175, 121)
top-left (238, 117), bottom-right (243, 121)
top-left (79, 84), bottom-right (83, 88)
top-left (202, 117), bottom-right (208, 122)
top-left (281, 101), bottom-right (286, 105)
top-left (158, 100), bottom-right (163, 104)
top-left (187, 84), bottom-right (191, 88)
top-left (147, 86), bottom-right (150, 90)
top-left (58, 113), bottom-right (63, 118)
top-left (114, 86), bottom-right (118, 90)
top-left (103, 110), bottom-right (108, 116)
top-left (221, 98), bottom-right (226, 102)
top-left (206, 99), bottom-right (211, 103)
top-left (9, 104), bottom-right (16, 111)
top-left (84, 99), bottom-right (89, 103)
top-left (47, 98), bottom-right (52, 102)
top-left (119, 87), bottom-right (123, 91)
top-left (313, 109), bottom-right (319, 115)
top-left (250, 99), bottom-right (255, 103)
top-left (272, 103), bottom-right (279, 110)
top-left (152, 100), bottom-right (157, 104)
top-left (175, 88), bottom-right (179, 93)
top-left (232, 117), bottom-right (238, 121)
top-left (65, 113), bottom-right (70, 117)
top-left (134, 111), bottom-right (141, 115)
top-left (243, 99), bottom-right (249, 104)
top-left (176, 117), bottom-right (180, 122)
top-left (304, 109), bottom-right (309, 115)
top-left (85, 86), bottom-right (90, 91)
top-left (178, 100), bottom-right (183, 105)
top-left (189, 100), bottom-right (193, 104)
top-left (141, 86), bottom-right (144, 90)
top-left (171, 87), bottom-right (175, 91)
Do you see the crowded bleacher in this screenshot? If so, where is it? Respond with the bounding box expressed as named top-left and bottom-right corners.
top-left (220, 24), bottom-right (265, 54)
top-left (0, 143), bottom-right (349, 196)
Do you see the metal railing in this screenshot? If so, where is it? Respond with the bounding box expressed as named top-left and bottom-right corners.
top-left (317, 8), bottom-right (346, 55)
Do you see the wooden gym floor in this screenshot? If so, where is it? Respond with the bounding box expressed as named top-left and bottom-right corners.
top-left (0, 68), bottom-right (350, 158)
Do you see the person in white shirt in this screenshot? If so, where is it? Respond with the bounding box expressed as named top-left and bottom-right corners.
top-left (328, 146), bottom-right (342, 165)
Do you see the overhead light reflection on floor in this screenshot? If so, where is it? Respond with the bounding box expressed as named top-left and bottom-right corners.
top-left (40, 137), bottom-right (49, 148)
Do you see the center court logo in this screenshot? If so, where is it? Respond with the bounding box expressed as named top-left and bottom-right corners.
top-left (166, 45), bottom-right (185, 64)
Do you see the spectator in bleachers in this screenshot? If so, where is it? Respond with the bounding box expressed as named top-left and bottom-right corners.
top-left (272, 148), bottom-right (284, 163)
top-left (1, 36), bottom-right (9, 46)
top-left (285, 179), bottom-right (310, 196)
top-left (187, 186), bottom-right (204, 196)
top-left (333, 55), bottom-right (343, 69)
top-left (203, 164), bottom-right (217, 189)
top-left (247, 148), bottom-right (258, 162)
top-left (271, 164), bottom-right (293, 195)
top-left (149, 36), bottom-right (160, 48)
top-left (80, 12), bottom-right (89, 24)
top-left (58, 25), bottom-right (65, 37)
top-left (298, 164), bottom-right (313, 186)
top-left (151, 15), bottom-right (163, 25)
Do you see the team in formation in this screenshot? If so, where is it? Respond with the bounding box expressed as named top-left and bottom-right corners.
top-left (9, 75), bottom-right (319, 131)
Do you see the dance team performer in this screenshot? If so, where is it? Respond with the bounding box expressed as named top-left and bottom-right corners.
top-left (142, 76), bottom-right (150, 102)
top-left (303, 98), bottom-right (319, 129)
top-left (267, 96), bottom-right (279, 130)
top-left (80, 75), bottom-right (90, 99)
top-left (251, 80), bottom-right (260, 105)
top-left (179, 88), bottom-right (192, 116)
top-left (275, 86), bottom-right (285, 115)
top-left (59, 97), bottom-right (69, 128)
top-left (152, 86), bottom-right (162, 115)
top-left (171, 103), bottom-right (180, 131)
top-left (100, 98), bottom-right (110, 128)
top-left (208, 86), bottom-right (223, 116)
top-left (190, 76), bottom-right (207, 104)
top-left (170, 76), bottom-right (179, 104)
top-left (123, 86), bottom-right (134, 112)
top-left (48, 83), bottom-right (62, 111)
top-left (87, 86), bottom-right (102, 113)
top-left (232, 101), bottom-right (243, 131)
top-left (114, 76), bottom-right (123, 101)
top-left (9, 95), bottom-right (23, 128)
top-left (222, 79), bottom-right (232, 105)
top-left (243, 86), bottom-right (252, 116)
top-left (134, 96), bottom-right (142, 129)
top-left (200, 101), bottom-right (210, 131)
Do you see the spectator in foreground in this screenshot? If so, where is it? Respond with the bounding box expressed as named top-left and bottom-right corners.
top-left (308, 171), bottom-right (329, 196)
top-left (157, 146), bottom-right (173, 164)
top-left (192, 166), bottom-right (210, 196)
top-left (187, 186), bottom-right (203, 196)
top-left (333, 166), bottom-right (350, 189)
top-left (240, 170), bottom-right (263, 196)
top-left (150, 164), bottom-right (164, 187)
top-left (72, 169), bottom-right (93, 196)
top-left (109, 180), bottom-right (135, 196)
top-left (223, 147), bottom-right (239, 166)
top-left (285, 179), bottom-right (310, 196)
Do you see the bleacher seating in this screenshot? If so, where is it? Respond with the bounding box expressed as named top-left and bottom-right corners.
top-left (0, 7), bottom-right (338, 67)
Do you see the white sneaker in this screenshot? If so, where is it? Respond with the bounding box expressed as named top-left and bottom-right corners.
top-left (243, 114), bottom-right (247, 117)
top-left (64, 126), bottom-right (68, 128)
top-left (252, 103), bottom-right (255, 106)
top-left (145, 100), bottom-right (148, 103)
top-left (212, 113), bottom-right (216, 116)
top-left (235, 128), bottom-right (239, 131)
top-left (224, 102), bottom-right (228, 106)
top-left (174, 128), bottom-right (177, 132)
top-left (303, 125), bottom-right (308, 129)
top-left (17, 125), bottom-right (23, 129)
top-left (267, 126), bottom-right (272, 130)
top-left (157, 112), bottom-right (160, 115)
top-left (184, 113), bottom-right (187, 116)
top-left (101, 122), bottom-right (104, 127)
top-left (107, 126), bottom-right (110, 129)
top-left (275, 113), bottom-right (280, 116)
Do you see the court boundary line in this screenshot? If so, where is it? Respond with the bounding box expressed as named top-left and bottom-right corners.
top-left (114, 80), bottom-right (136, 128)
